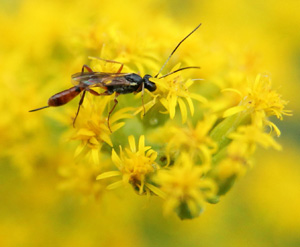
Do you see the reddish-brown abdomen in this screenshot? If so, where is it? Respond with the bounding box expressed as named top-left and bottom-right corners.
top-left (48, 86), bottom-right (83, 107)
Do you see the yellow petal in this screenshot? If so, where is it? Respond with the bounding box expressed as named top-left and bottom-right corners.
top-left (186, 97), bottom-right (194, 116)
top-left (146, 149), bottom-right (158, 160)
top-left (133, 97), bottom-right (157, 117)
top-left (169, 95), bottom-right (177, 119)
top-left (91, 149), bottom-right (99, 164)
top-left (75, 128), bottom-right (95, 137)
top-left (96, 171), bottom-right (121, 180)
top-left (184, 79), bottom-right (194, 88)
top-left (221, 88), bottom-right (243, 98)
top-left (160, 98), bottom-right (169, 111)
top-left (109, 107), bottom-right (134, 123)
top-left (223, 105), bottom-right (247, 118)
top-left (178, 97), bottom-right (187, 124)
top-left (107, 180), bottom-right (124, 190)
top-left (99, 132), bottom-right (113, 147)
top-left (138, 135), bottom-right (145, 152)
top-left (111, 149), bottom-right (122, 169)
top-left (265, 120), bottom-right (281, 137)
top-left (145, 183), bottom-right (166, 199)
top-left (74, 143), bottom-right (85, 157)
top-left (190, 93), bottom-right (207, 103)
top-left (111, 122), bottom-right (125, 132)
top-left (171, 63), bottom-right (181, 72)
top-left (198, 145), bottom-right (212, 164)
top-left (128, 135), bottom-right (136, 153)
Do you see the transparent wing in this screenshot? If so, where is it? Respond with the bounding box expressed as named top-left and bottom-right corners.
top-left (71, 72), bottom-right (131, 87)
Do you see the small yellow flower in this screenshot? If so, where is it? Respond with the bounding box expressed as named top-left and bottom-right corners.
top-left (228, 125), bottom-right (282, 154)
top-left (210, 156), bottom-right (247, 196)
top-left (72, 96), bottom-right (134, 164)
top-left (223, 73), bottom-right (292, 136)
top-left (153, 115), bottom-right (218, 167)
top-left (58, 160), bottom-right (105, 199)
top-left (154, 153), bottom-right (217, 219)
top-left (150, 63), bottom-right (207, 123)
top-left (97, 135), bottom-right (162, 196)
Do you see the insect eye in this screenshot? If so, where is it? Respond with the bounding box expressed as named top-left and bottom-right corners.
top-left (143, 74), bottom-right (156, 92)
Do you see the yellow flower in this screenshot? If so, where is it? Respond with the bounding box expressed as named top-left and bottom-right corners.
top-left (71, 95), bottom-right (134, 164)
top-left (2, 0), bottom-right (296, 228)
top-left (152, 115), bottom-right (218, 167)
top-left (150, 63), bottom-right (207, 123)
top-left (228, 125), bottom-right (282, 154)
top-left (96, 135), bottom-right (163, 196)
top-left (154, 153), bottom-right (217, 219)
top-left (223, 73), bottom-right (292, 136)
top-left (210, 155), bottom-right (248, 196)
top-left (58, 160), bottom-right (105, 199)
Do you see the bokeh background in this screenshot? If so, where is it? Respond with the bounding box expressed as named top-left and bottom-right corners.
top-left (0, 0), bottom-right (299, 246)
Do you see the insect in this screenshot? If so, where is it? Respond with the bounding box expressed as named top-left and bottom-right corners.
top-left (29, 24), bottom-right (202, 132)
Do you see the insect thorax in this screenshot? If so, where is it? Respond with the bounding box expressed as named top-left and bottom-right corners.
top-left (108, 82), bottom-right (141, 94)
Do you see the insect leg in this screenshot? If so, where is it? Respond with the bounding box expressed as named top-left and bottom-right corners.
top-left (73, 90), bottom-right (87, 127)
top-left (107, 93), bottom-right (120, 133)
top-left (88, 56), bottom-right (124, 73)
top-left (81, 65), bottom-right (94, 74)
top-left (87, 89), bottom-right (102, 96)
top-left (86, 88), bottom-right (116, 132)
top-left (116, 63), bottom-right (123, 73)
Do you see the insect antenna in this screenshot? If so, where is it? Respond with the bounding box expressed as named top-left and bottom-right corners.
top-left (29, 106), bottom-right (49, 112)
top-left (154, 23), bottom-right (202, 78)
top-left (158, 66), bottom-right (201, 79)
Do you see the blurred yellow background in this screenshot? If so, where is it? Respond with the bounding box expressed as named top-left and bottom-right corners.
top-left (0, 0), bottom-right (299, 246)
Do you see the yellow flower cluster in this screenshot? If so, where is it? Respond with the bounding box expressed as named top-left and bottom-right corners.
top-left (44, 22), bottom-right (290, 219)
top-left (72, 57), bottom-right (290, 219)
top-left (2, 0), bottom-right (300, 245)
top-left (2, 1), bottom-right (291, 220)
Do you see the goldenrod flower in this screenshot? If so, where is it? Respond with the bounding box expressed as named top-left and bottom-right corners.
top-left (205, 73), bottom-right (292, 199)
top-left (58, 160), bottom-right (105, 199)
top-left (152, 115), bottom-right (218, 167)
top-left (228, 125), bottom-right (282, 154)
top-left (154, 153), bottom-right (217, 219)
top-left (3, 0), bottom-right (298, 243)
top-left (210, 156), bottom-right (247, 196)
top-left (97, 135), bottom-right (161, 195)
top-left (71, 96), bottom-right (134, 164)
top-left (223, 73), bottom-right (292, 136)
top-left (209, 126), bottom-right (278, 196)
top-left (150, 64), bottom-right (207, 123)
top-left (8, 4), bottom-right (291, 221)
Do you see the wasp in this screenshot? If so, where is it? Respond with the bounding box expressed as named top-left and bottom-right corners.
top-left (29, 24), bottom-right (201, 132)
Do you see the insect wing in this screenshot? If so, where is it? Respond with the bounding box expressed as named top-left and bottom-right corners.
top-left (71, 72), bottom-right (130, 86)
top-left (99, 74), bottom-right (133, 87)
top-left (71, 71), bottom-right (94, 86)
